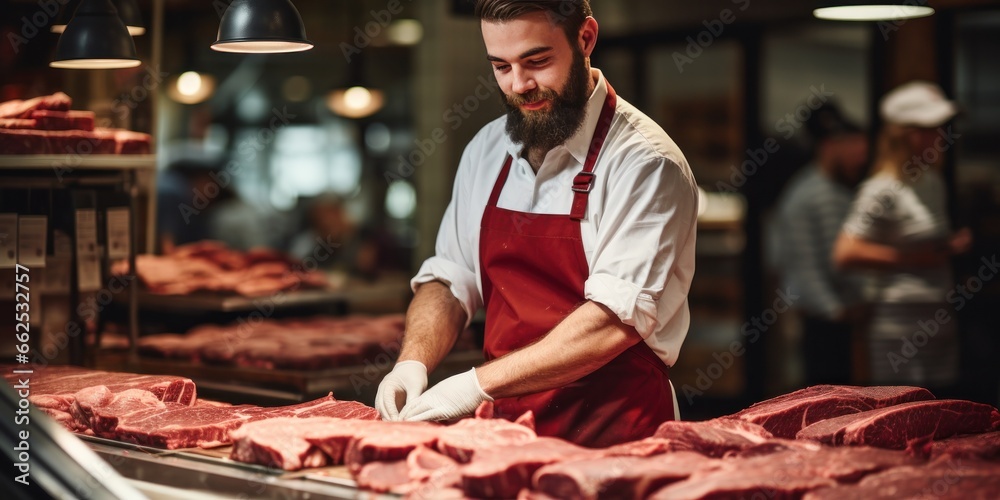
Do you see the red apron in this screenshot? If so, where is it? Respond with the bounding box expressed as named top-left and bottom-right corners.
top-left (479, 82), bottom-right (674, 448)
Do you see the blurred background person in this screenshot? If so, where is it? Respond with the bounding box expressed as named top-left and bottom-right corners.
top-left (834, 81), bottom-right (972, 394)
top-left (157, 145), bottom-right (268, 253)
top-left (289, 193), bottom-right (396, 280)
top-left (774, 101), bottom-right (869, 386)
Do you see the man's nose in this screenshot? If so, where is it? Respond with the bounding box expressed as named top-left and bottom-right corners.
top-left (511, 67), bottom-right (536, 95)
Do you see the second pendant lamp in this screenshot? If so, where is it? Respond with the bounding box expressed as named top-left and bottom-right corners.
top-left (212, 0), bottom-right (313, 53)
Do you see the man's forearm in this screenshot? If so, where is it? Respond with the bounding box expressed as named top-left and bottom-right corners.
top-left (476, 301), bottom-right (642, 399)
top-left (398, 281), bottom-right (468, 373)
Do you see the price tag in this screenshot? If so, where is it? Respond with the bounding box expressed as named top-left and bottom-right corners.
top-left (75, 210), bottom-right (102, 292)
top-left (0, 213), bottom-right (16, 269)
top-left (106, 207), bottom-right (131, 260)
top-left (17, 215), bottom-right (47, 268)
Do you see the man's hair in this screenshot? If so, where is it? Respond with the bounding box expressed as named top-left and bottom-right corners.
top-left (475, 0), bottom-right (592, 43)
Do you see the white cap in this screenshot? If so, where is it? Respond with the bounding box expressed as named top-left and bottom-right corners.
top-left (880, 81), bottom-right (958, 128)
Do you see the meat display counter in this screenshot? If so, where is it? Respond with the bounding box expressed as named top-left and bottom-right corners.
top-left (83, 437), bottom-right (377, 499)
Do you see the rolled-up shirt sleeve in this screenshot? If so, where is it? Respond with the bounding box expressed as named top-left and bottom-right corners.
top-left (584, 155), bottom-right (698, 339)
top-left (411, 142), bottom-right (483, 325)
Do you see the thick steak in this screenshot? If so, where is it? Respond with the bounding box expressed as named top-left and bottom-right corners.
top-left (728, 385), bottom-right (935, 438)
top-left (343, 422), bottom-right (442, 473)
top-left (229, 417), bottom-right (341, 471)
top-left (532, 451), bottom-right (718, 500)
top-left (796, 399), bottom-right (1000, 449)
top-left (460, 437), bottom-right (599, 499)
top-left (930, 431), bottom-right (1000, 461)
top-left (436, 412), bottom-right (537, 463)
top-left (652, 418), bottom-right (773, 457)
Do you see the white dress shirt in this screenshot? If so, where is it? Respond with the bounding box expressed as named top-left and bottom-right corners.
top-left (412, 69), bottom-right (698, 366)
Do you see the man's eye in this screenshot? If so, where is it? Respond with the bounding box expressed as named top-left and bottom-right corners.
top-left (493, 65), bottom-right (510, 72)
top-left (529, 58), bottom-right (549, 66)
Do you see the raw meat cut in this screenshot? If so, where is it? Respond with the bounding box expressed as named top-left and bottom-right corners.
top-left (786, 445), bottom-right (921, 482)
top-left (110, 394), bottom-right (375, 449)
top-left (0, 92), bottom-right (71, 118)
top-left (353, 446), bottom-right (462, 494)
top-left (728, 385), bottom-right (935, 438)
top-left (436, 410), bottom-right (537, 462)
top-left (355, 460), bottom-right (412, 493)
top-left (138, 314), bottom-right (405, 371)
top-left (302, 419), bottom-right (382, 464)
top-left (1, 365), bottom-right (196, 410)
top-left (649, 443), bottom-right (920, 500)
top-left (651, 418), bottom-right (773, 457)
top-left (113, 242), bottom-right (328, 297)
top-left (796, 399), bottom-right (1000, 449)
top-left (726, 438), bottom-right (824, 458)
top-left (460, 437), bottom-right (599, 499)
top-left (28, 110), bottom-right (96, 131)
top-left (601, 437), bottom-right (681, 457)
top-left (930, 431), bottom-right (1000, 461)
top-left (532, 451), bottom-right (718, 500)
top-left (0, 127), bottom-right (144, 155)
top-left (0, 118), bottom-right (37, 129)
top-left (803, 457), bottom-right (1000, 500)
top-left (343, 421), bottom-right (442, 473)
top-left (70, 386), bottom-right (165, 437)
top-left (648, 451), bottom-right (820, 500)
top-left (229, 417), bottom-right (341, 471)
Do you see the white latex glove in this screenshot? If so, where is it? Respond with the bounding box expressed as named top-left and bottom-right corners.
top-left (375, 360), bottom-right (428, 421)
top-left (398, 368), bottom-right (493, 422)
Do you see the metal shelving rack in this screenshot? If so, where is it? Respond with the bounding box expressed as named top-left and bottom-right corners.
top-left (0, 154), bottom-right (156, 364)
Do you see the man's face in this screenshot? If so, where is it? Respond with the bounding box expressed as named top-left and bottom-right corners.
top-left (829, 133), bottom-right (869, 187)
top-left (481, 12), bottom-right (592, 153)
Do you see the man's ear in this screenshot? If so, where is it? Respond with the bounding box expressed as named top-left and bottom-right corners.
top-left (578, 16), bottom-right (598, 57)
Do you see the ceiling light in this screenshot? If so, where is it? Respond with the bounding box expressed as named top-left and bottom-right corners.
top-left (167, 71), bottom-right (217, 104)
top-left (212, 0), bottom-right (313, 54)
top-left (387, 19), bottom-right (423, 46)
top-left (814, 3), bottom-right (935, 21)
top-left (326, 86), bottom-right (385, 119)
top-left (50, 0), bottom-right (140, 69)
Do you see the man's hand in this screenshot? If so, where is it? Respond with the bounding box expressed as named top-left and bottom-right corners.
top-left (375, 360), bottom-right (428, 421)
top-left (398, 368), bottom-right (493, 422)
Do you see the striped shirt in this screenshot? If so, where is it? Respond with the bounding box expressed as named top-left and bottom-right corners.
top-left (775, 164), bottom-right (861, 319)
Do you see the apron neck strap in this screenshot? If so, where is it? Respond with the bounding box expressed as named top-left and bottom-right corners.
top-left (570, 81), bottom-right (617, 221)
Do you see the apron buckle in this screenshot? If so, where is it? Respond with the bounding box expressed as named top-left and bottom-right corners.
top-left (572, 171), bottom-right (596, 193)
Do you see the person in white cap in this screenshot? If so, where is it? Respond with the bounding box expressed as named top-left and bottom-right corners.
top-left (833, 81), bottom-right (971, 394)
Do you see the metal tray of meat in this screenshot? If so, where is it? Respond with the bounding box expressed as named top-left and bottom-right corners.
top-left (80, 436), bottom-right (395, 499)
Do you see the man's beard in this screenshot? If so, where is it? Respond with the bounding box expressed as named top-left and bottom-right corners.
top-left (502, 50), bottom-right (592, 154)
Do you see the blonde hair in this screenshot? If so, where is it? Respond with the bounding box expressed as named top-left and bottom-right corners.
top-left (872, 123), bottom-right (926, 180)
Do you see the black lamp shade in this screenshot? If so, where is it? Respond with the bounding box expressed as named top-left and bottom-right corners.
top-left (212, 0), bottom-right (313, 53)
top-left (51, 0), bottom-right (145, 36)
top-left (50, 0), bottom-right (140, 69)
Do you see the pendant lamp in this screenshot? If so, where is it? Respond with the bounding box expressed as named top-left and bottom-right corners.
top-left (51, 0), bottom-right (146, 36)
top-left (50, 0), bottom-right (141, 69)
top-left (813, 1), bottom-right (934, 21)
top-left (212, 0), bottom-right (313, 53)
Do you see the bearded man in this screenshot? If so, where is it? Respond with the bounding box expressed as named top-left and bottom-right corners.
top-left (374, 0), bottom-right (698, 447)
